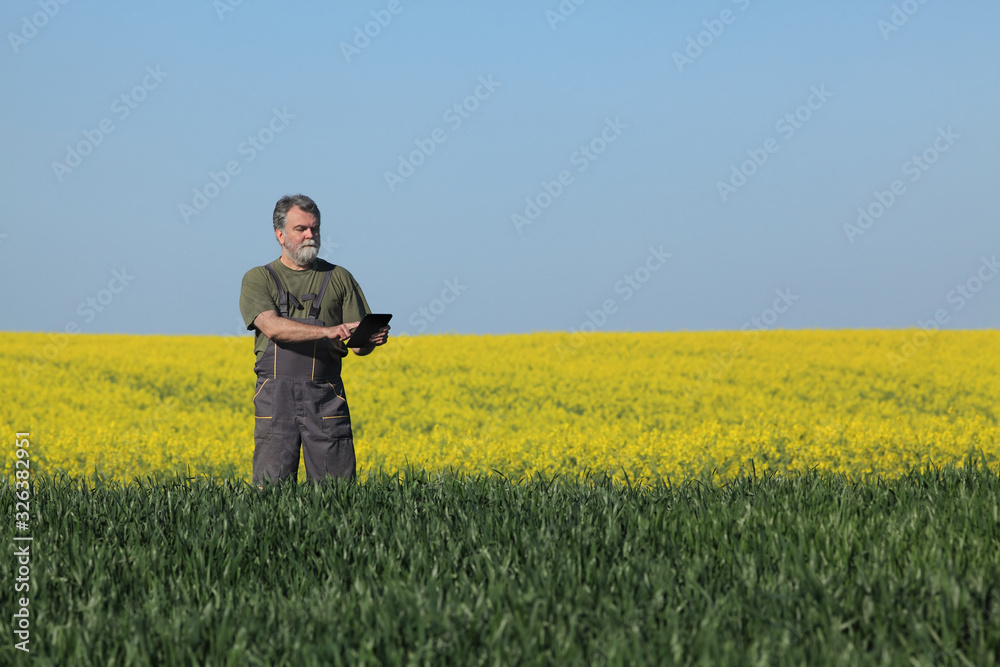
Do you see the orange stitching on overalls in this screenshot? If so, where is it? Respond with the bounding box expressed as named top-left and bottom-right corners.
top-left (254, 378), bottom-right (271, 419)
top-left (253, 379), bottom-right (270, 400)
top-left (323, 383), bottom-right (347, 419)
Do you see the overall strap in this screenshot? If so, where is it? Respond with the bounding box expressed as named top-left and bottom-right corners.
top-left (308, 270), bottom-right (334, 319)
top-left (264, 264), bottom-right (334, 319)
top-left (263, 264), bottom-right (289, 317)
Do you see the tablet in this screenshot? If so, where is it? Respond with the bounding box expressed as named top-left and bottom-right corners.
top-left (343, 313), bottom-right (392, 347)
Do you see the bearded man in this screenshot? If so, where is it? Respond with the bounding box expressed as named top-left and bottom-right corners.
top-left (239, 194), bottom-right (389, 485)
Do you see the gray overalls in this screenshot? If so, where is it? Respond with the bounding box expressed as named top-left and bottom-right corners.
top-left (252, 264), bottom-right (355, 484)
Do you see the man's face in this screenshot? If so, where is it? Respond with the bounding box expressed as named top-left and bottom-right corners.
top-left (277, 206), bottom-right (320, 267)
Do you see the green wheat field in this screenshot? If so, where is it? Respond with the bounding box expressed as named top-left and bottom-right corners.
top-left (2, 466), bottom-right (999, 665)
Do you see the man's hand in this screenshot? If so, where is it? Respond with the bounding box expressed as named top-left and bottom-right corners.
top-left (368, 325), bottom-right (390, 347)
top-left (327, 322), bottom-right (359, 342)
top-left (350, 324), bottom-right (390, 356)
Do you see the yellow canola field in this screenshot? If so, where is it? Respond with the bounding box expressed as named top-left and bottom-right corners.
top-left (2, 330), bottom-right (997, 483)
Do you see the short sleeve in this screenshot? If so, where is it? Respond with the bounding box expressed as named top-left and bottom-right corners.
top-left (239, 267), bottom-right (277, 331)
top-left (337, 268), bottom-right (372, 324)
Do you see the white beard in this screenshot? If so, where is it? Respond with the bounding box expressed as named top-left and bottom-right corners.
top-left (286, 239), bottom-right (319, 266)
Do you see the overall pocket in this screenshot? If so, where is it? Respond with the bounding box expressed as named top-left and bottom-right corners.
top-left (253, 378), bottom-right (273, 439)
top-left (319, 380), bottom-right (353, 439)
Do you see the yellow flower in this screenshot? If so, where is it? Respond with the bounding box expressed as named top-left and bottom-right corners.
top-left (2, 330), bottom-right (997, 484)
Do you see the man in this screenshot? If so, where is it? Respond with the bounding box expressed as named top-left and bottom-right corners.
top-left (239, 194), bottom-right (389, 485)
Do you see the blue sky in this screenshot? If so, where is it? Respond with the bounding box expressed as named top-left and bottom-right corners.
top-left (2, 1), bottom-right (998, 338)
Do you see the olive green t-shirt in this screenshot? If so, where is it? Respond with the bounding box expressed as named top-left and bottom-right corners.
top-left (239, 258), bottom-right (372, 362)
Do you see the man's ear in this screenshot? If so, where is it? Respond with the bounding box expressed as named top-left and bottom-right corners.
top-left (275, 228), bottom-right (284, 245)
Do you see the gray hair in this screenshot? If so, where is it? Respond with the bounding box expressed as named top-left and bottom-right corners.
top-left (273, 194), bottom-right (321, 231)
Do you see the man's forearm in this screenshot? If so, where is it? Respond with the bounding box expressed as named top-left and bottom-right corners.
top-left (254, 311), bottom-right (372, 348)
top-left (257, 314), bottom-right (333, 344)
